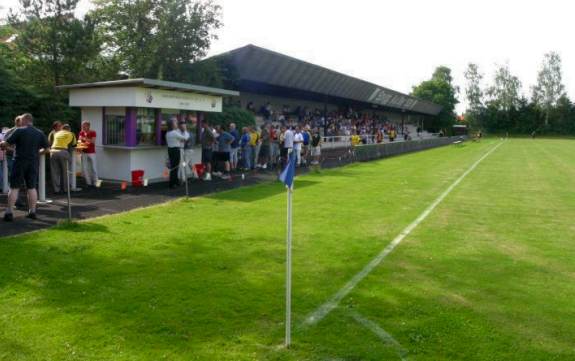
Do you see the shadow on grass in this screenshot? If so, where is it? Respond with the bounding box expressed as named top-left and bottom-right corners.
top-left (0, 227), bottom-right (302, 360)
top-left (53, 220), bottom-right (111, 233)
top-left (209, 179), bottom-right (320, 203)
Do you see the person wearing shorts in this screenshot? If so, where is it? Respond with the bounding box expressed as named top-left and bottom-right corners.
top-left (215, 125), bottom-right (234, 179)
top-left (200, 121), bottom-right (215, 181)
top-left (1, 113), bottom-right (49, 221)
top-left (257, 124), bottom-right (271, 169)
top-left (229, 123), bottom-right (240, 170)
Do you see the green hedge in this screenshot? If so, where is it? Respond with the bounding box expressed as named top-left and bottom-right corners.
top-left (206, 107), bottom-right (255, 130)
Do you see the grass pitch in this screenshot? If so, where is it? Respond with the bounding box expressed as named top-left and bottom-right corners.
top-left (1, 139), bottom-right (575, 360)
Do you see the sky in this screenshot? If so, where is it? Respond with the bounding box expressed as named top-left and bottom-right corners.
top-left (2, 0), bottom-right (574, 113)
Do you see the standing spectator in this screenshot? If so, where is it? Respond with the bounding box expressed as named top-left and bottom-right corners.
top-left (177, 121), bottom-right (191, 183)
top-left (240, 127), bottom-right (252, 170)
top-left (229, 123), bottom-right (240, 171)
top-left (257, 124), bottom-right (271, 169)
top-left (166, 120), bottom-right (189, 188)
top-left (3, 116), bottom-right (23, 178)
top-left (216, 125), bottom-right (234, 179)
top-left (270, 125), bottom-right (279, 169)
top-left (389, 128), bottom-right (396, 142)
top-left (376, 128), bottom-right (384, 143)
top-left (183, 122), bottom-right (195, 179)
top-left (301, 126), bottom-right (311, 166)
top-left (200, 121), bottom-right (215, 181)
top-left (1, 113), bottom-right (49, 221)
top-left (0, 127), bottom-right (6, 189)
top-left (282, 125), bottom-right (294, 168)
top-left (47, 121), bottom-right (62, 146)
top-left (50, 124), bottom-right (76, 194)
top-left (311, 128), bottom-right (322, 165)
top-left (293, 126), bottom-right (304, 166)
top-left (249, 127), bottom-right (259, 169)
top-left (78, 120), bottom-right (98, 187)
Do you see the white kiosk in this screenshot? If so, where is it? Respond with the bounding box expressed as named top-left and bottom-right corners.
top-left (58, 79), bottom-right (238, 184)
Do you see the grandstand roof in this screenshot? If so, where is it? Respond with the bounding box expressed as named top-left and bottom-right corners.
top-left (210, 44), bottom-right (442, 116)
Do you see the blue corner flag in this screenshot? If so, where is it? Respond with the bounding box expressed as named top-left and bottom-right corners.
top-left (279, 150), bottom-right (296, 189)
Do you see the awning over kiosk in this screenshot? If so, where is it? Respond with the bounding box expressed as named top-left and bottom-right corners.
top-left (58, 78), bottom-right (239, 113)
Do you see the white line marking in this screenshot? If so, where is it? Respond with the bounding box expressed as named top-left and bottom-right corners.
top-left (350, 310), bottom-right (409, 361)
top-left (302, 141), bottom-right (504, 326)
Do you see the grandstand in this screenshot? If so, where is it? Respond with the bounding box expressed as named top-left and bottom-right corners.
top-left (203, 44), bottom-right (442, 132)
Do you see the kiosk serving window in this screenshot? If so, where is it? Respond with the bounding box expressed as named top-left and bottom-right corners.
top-left (137, 108), bottom-right (156, 145)
top-left (104, 107), bottom-right (126, 145)
top-left (159, 109), bottom-right (180, 146)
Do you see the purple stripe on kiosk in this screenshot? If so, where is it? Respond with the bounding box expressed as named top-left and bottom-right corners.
top-left (125, 107), bottom-right (137, 147)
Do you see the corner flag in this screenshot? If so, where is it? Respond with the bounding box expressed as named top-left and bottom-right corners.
top-left (279, 150), bottom-right (296, 189)
top-left (279, 149), bottom-right (296, 348)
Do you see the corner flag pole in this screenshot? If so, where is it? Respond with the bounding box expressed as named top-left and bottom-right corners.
top-left (279, 149), bottom-right (296, 348)
top-left (285, 184), bottom-right (293, 348)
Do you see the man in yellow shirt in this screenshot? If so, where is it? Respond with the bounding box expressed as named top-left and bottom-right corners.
top-left (351, 132), bottom-right (362, 146)
top-left (50, 124), bottom-right (77, 193)
top-left (248, 127), bottom-right (259, 169)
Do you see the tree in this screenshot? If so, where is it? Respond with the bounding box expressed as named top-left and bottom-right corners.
top-left (411, 66), bottom-right (459, 131)
top-left (207, 107), bottom-right (255, 130)
top-left (486, 63), bottom-right (522, 111)
top-left (8, 0), bottom-right (104, 89)
top-left (92, 0), bottom-right (222, 81)
top-left (532, 52), bottom-right (565, 126)
top-left (463, 63), bottom-right (484, 129)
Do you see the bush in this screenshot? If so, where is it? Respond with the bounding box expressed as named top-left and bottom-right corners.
top-left (206, 107), bottom-right (255, 130)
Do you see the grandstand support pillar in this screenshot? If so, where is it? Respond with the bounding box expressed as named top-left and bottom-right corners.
top-left (401, 110), bottom-right (405, 135)
top-left (323, 94), bottom-right (328, 137)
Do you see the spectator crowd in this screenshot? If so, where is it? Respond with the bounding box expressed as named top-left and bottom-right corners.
top-left (0, 102), bottom-right (426, 222)
top-left (0, 114), bottom-right (99, 222)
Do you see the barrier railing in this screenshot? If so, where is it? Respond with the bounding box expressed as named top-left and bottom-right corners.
top-left (320, 136), bottom-right (466, 168)
top-left (38, 153), bottom-right (52, 204)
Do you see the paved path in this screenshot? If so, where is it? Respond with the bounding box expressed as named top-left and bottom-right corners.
top-left (0, 136), bottom-right (457, 238)
top-left (0, 170), bottom-right (278, 238)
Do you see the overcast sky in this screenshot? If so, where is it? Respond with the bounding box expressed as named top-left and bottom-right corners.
top-left (2, 0), bottom-right (574, 113)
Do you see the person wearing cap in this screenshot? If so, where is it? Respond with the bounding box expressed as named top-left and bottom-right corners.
top-left (165, 119), bottom-right (189, 188)
top-left (78, 120), bottom-right (98, 187)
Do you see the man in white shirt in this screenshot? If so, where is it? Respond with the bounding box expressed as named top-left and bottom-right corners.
top-left (293, 126), bottom-right (304, 166)
top-left (283, 126), bottom-right (294, 149)
top-left (165, 120), bottom-right (189, 189)
top-left (282, 126), bottom-right (294, 168)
